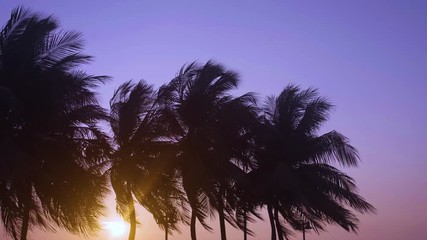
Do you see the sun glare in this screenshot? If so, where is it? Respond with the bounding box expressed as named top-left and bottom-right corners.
top-left (102, 219), bottom-right (127, 238)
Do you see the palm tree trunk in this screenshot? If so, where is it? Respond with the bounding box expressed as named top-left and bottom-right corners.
top-left (218, 206), bottom-right (227, 240)
top-left (302, 224), bottom-right (306, 240)
top-left (20, 185), bottom-right (32, 240)
top-left (20, 208), bottom-right (30, 240)
top-left (165, 224), bottom-right (168, 240)
top-left (127, 183), bottom-right (136, 240)
top-left (243, 208), bottom-right (247, 240)
top-left (267, 205), bottom-right (277, 240)
top-left (217, 188), bottom-right (227, 240)
top-left (129, 207), bottom-right (136, 240)
top-left (190, 210), bottom-right (197, 240)
top-left (274, 208), bottom-right (284, 240)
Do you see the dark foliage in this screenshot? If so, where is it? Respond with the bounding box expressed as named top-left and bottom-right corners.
top-left (0, 7), bottom-right (109, 240)
top-left (0, 7), bottom-right (375, 240)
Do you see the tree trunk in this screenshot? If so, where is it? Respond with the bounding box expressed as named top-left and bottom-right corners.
top-left (218, 188), bottom-right (227, 240)
top-left (128, 207), bottom-right (136, 240)
top-left (267, 205), bottom-right (277, 240)
top-left (190, 210), bottom-right (197, 240)
top-left (20, 208), bottom-right (30, 240)
top-left (20, 185), bottom-right (32, 240)
top-left (302, 223), bottom-right (306, 240)
top-left (127, 183), bottom-right (136, 240)
top-left (218, 205), bottom-right (227, 240)
top-left (243, 208), bottom-right (247, 240)
top-left (165, 224), bottom-right (168, 240)
top-left (274, 208), bottom-right (284, 240)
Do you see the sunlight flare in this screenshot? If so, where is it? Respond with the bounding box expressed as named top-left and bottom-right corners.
top-left (102, 219), bottom-right (128, 238)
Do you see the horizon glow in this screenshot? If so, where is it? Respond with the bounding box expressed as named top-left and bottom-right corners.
top-left (0, 1), bottom-right (426, 240)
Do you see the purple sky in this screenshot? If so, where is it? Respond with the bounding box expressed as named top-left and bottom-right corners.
top-left (1, 1), bottom-right (427, 239)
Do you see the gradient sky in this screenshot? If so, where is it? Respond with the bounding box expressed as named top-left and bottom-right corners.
top-left (1, 1), bottom-right (426, 240)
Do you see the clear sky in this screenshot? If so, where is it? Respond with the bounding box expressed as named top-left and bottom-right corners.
top-left (1, 0), bottom-right (426, 240)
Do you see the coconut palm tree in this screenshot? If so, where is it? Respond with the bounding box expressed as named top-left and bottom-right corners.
top-left (233, 174), bottom-right (263, 240)
top-left (147, 169), bottom-right (187, 240)
top-left (158, 61), bottom-right (259, 240)
top-left (251, 85), bottom-right (375, 240)
top-left (207, 94), bottom-right (260, 240)
top-left (107, 80), bottom-right (183, 240)
top-left (0, 7), bottom-right (110, 240)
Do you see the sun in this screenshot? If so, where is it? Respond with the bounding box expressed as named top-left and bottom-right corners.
top-left (102, 219), bottom-right (128, 238)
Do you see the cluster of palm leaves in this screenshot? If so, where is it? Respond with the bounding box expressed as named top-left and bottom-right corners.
top-left (0, 7), bottom-right (110, 240)
top-left (0, 7), bottom-right (375, 240)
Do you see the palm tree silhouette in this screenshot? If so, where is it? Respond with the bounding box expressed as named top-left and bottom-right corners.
top-left (0, 7), bottom-right (376, 240)
top-left (208, 93), bottom-right (260, 240)
top-left (234, 179), bottom-right (263, 240)
top-left (0, 7), bottom-right (109, 240)
top-left (148, 170), bottom-right (187, 240)
top-left (107, 80), bottom-right (184, 240)
top-left (252, 85), bottom-right (376, 240)
top-left (158, 61), bottom-right (259, 240)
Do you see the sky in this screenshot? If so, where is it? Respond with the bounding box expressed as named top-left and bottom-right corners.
top-left (1, 0), bottom-right (427, 239)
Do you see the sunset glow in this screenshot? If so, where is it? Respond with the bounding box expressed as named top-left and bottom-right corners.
top-left (0, 1), bottom-right (426, 240)
top-left (102, 219), bottom-right (128, 238)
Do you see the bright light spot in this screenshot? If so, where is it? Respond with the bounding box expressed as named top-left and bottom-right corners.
top-left (102, 219), bottom-right (128, 238)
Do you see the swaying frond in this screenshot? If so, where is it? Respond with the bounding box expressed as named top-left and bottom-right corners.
top-left (1, 7), bottom-right (37, 45)
top-left (297, 164), bottom-right (375, 214)
top-left (109, 80), bottom-right (154, 146)
top-left (38, 31), bottom-right (85, 62)
top-left (255, 84), bottom-right (374, 238)
top-left (296, 97), bottom-right (333, 136)
top-left (308, 131), bottom-right (359, 167)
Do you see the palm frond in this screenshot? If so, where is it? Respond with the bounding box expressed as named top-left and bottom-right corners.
top-left (296, 97), bottom-right (333, 135)
top-left (309, 131), bottom-right (359, 167)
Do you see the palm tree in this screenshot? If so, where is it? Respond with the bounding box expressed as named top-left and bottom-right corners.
top-left (234, 179), bottom-right (262, 240)
top-left (107, 80), bottom-right (182, 240)
top-left (158, 61), bottom-right (259, 240)
top-left (252, 85), bottom-right (375, 240)
top-left (0, 7), bottom-right (110, 240)
top-left (208, 94), bottom-right (260, 240)
top-left (148, 169), bottom-right (187, 240)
